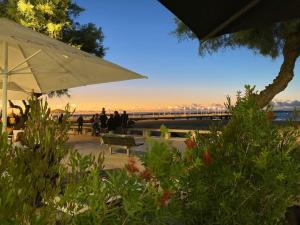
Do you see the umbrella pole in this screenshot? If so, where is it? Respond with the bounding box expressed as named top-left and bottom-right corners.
top-left (1, 41), bottom-right (8, 133)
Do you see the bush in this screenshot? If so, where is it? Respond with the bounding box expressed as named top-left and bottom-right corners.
top-left (156, 86), bottom-right (300, 225)
top-left (0, 98), bottom-right (72, 224)
top-left (1, 87), bottom-right (300, 225)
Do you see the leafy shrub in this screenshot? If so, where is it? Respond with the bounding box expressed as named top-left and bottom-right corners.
top-left (0, 98), bottom-right (72, 224)
top-left (164, 86), bottom-right (300, 225)
top-left (1, 87), bottom-right (300, 225)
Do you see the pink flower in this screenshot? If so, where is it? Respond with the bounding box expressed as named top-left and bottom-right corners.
top-left (185, 138), bottom-right (196, 149)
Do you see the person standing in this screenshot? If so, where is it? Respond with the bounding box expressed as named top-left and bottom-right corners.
top-left (121, 111), bottom-right (129, 133)
top-left (77, 115), bottom-right (84, 135)
top-left (99, 108), bottom-right (108, 133)
top-left (92, 114), bottom-right (100, 136)
top-left (90, 114), bottom-right (95, 136)
top-left (107, 114), bottom-right (115, 133)
top-left (113, 111), bottom-right (122, 134)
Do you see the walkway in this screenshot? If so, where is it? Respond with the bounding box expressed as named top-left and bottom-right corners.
top-left (67, 134), bottom-right (186, 170)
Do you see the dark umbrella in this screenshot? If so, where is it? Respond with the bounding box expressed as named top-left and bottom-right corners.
top-left (158, 0), bottom-right (300, 40)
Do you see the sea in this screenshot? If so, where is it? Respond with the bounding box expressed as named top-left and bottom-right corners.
top-left (273, 110), bottom-right (300, 121)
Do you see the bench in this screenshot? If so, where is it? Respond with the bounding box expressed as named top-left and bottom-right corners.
top-left (101, 134), bottom-right (143, 156)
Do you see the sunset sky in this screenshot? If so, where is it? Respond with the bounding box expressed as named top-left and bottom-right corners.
top-left (47, 0), bottom-right (300, 112)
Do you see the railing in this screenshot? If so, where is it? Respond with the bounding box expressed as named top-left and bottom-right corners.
top-left (68, 125), bottom-right (211, 139)
top-left (127, 128), bottom-right (210, 139)
top-left (127, 113), bottom-right (231, 121)
top-left (69, 112), bottom-right (231, 122)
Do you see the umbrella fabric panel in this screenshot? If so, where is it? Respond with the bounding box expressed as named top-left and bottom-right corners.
top-left (0, 43), bottom-right (41, 93)
top-left (0, 89), bottom-right (30, 100)
top-left (158, 0), bottom-right (300, 39)
top-left (15, 48), bottom-right (143, 93)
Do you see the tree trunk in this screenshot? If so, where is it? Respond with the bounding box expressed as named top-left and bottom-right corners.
top-left (256, 35), bottom-right (300, 108)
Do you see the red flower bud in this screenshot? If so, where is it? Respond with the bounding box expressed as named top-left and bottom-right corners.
top-left (126, 157), bottom-right (139, 174)
top-left (159, 190), bottom-right (172, 207)
top-left (202, 150), bottom-right (212, 166)
top-left (187, 155), bottom-right (192, 162)
top-left (139, 168), bottom-right (153, 181)
top-left (185, 138), bottom-right (196, 149)
top-left (266, 111), bottom-right (274, 121)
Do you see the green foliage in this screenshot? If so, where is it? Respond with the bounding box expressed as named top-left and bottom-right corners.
top-left (174, 18), bottom-right (300, 58)
top-left (0, 98), bottom-right (71, 224)
top-left (48, 89), bottom-right (70, 98)
top-left (0, 0), bottom-right (106, 56)
top-left (0, 98), bottom-right (179, 224)
top-left (63, 22), bottom-right (106, 58)
top-left (56, 150), bottom-right (180, 225)
top-left (160, 124), bottom-right (170, 139)
top-left (2, 0), bottom-right (73, 38)
top-left (174, 86), bottom-right (300, 225)
top-left (1, 88), bottom-right (300, 224)
top-left (144, 140), bottom-right (183, 190)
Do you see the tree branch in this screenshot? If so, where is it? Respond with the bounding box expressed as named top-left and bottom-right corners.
top-left (23, 100), bottom-right (30, 115)
top-left (256, 35), bottom-right (300, 108)
top-left (9, 100), bottom-right (24, 115)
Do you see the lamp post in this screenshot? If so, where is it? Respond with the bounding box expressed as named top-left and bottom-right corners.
top-left (1, 41), bottom-right (8, 133)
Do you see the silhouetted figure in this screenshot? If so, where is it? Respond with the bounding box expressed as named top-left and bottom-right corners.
top-left (58, 113), bottom-right (63, 124)
top-left (77, 115), bottom-right (84, 134)
top-left (121, 111), bottom-right (129, 133)
top-left (114, 111), bottom-right (122, 134)
top-left (90, 114), bottom-right (95, 123)
top-left (99, 108), bottom-right (108, 131)
top-left (92, 114), bottom-right (100, 136)
top-left (107, 114), bottom-right (115, 133)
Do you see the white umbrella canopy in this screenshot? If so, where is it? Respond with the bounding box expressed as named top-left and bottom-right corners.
top-left (0, 18), bottom-right (146, 132)
top-left (0, 81), bottom-right (31, 99)
top-left (0, 90), bottom-right (30, 100)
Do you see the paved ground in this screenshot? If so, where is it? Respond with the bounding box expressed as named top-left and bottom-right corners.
top-left (67, 134), bottom-right (186, 170)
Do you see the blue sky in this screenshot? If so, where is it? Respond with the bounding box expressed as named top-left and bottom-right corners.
top-left (49, 0), bottom-right (300, 111)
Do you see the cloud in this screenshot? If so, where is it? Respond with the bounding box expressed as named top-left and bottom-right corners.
top-left (210, 103), bottom-right (224, 108)
top-left (272, 100), bottom-right (300, 110)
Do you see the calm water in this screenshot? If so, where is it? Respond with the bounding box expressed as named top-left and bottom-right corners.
top-left (274, 111), bottom-right (300, 121)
